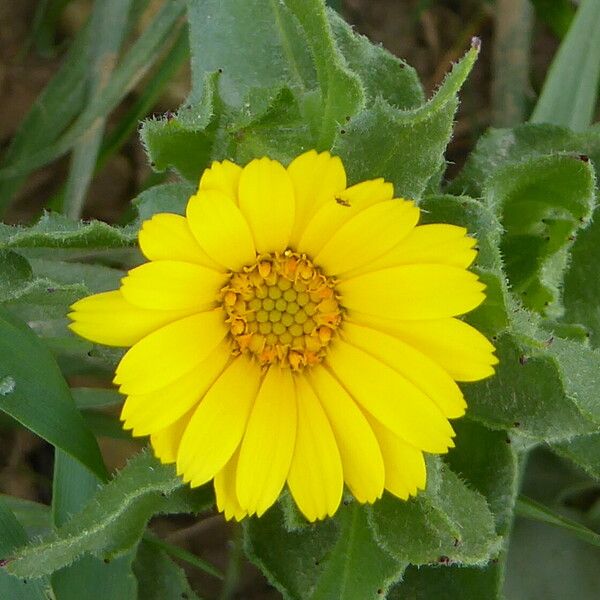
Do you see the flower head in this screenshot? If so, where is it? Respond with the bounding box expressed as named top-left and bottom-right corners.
top-left (69, 151), bottom-right (497, 521)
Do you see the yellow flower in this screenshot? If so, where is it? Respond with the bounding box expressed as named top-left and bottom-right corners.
top-left (69, 151), bottom-right (497, 522)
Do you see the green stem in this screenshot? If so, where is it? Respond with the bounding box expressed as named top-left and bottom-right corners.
top-left (219, 522), bottom-right (244, 600)
top-left (143, 532), bottom-right (225, 581)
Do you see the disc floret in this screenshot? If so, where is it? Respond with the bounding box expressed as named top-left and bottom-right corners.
top-left (221, 251), bottom-right (342, 370)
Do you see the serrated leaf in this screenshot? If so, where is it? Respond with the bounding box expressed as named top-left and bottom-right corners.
top-left (483, 154), bottom-right (595, 316)
top-left (328, 10), bottom-right (423, 110)
top-left (0, 212), bottom-right (136, 249)
top-left (244, 503), bottom-right (337, 600)
top-left (5, 450), bottom-right (213, 579)
top-left (333, 43), bottom-right (478, 198)
top-left (563, 214), bottom-right (600, 347)
top-left (390, 422), bottom-right (519, 599)
top-left (369, 458), bottom-right (500, 567)
top-left (0, 309), bottom-right (107, 481)
top-left (141, 72), bottom-right (220, 181)
top-left (282, 0), bottom-right (364, 147)
top-left (246, 500), bottom-right (405, 599)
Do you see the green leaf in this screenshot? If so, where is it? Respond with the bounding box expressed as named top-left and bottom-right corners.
top-left (504, 514), bottom-right (600, 599)
top-left (133, 541), bottom-right (199, 600)
top-left (5, 450), bottom-right (212, 579)
top-left (328, 10), bottom-right (423, 110)
top-left (563, 214), bottom-right (600, 347)
top-left (0, 1), bottom-right (185, 184)
top-left (530, 0), bottom-right (600, 131)
top-left (310, 503), bottom-right (405, 600)
top-left (63, 0), bottom-right (133, 219)
top-left (133, 182), bottom-right (194, 221)
top-left (530, 0), bottom-right (575, 38)
top-left (369, 458), bottom-right (500, 567)
top-left (0, 212), bottom-right (136, 250)
top-left (483, 153), bottom-right (595, 316)
top-left (0, 309), bottom-right (107, 481)
top-left (552, 433), bottom-right (600, 481)
top-left (72, 388), bottom-right (123, 410)
top-left (185, 0), bottom-right (316, 106)
top-left (0, 17), bottom-right (91, 213)
top-left (454, 123), bottom-right (600, 198)
top-left (390, 421), bottom-right (519, 599)
top-left (333, 42), bottom-right (479, 198)
top-left (0, 496), bottom-right (51, 540)
top-left (245, 501), bottom-right (403, 600)
top-left (281, 0), bottom-right (363, 148)
top-left (0, 499), bottom-right (50, 600)
top-left (516, 495), bottom-right (600, 548)
top-left (51, 451), bottom-right (137, 600)
top-left (141, 73), bottom-right (220, 182)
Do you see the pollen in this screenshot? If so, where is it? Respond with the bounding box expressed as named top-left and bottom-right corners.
top-left (220, 251), bottom-right (342, 370)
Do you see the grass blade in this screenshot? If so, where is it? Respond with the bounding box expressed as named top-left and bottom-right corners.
top-left (516, 496), bottom-right (600, 548)
top-left (530, 0), bottom-right (600, 130)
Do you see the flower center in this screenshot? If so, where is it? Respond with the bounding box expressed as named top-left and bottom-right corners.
top-left (220, 251), bottom-right (342, 370)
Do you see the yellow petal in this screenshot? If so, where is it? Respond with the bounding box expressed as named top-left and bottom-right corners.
top-left (297, 178), bottom-right (394, 259)
top-left (287, 376), bottom-right (343, 521)
top-left (238, 157), bottom-right (295, 253)
top-left (176, 358), bottom-right (262, 487)
top-left (236, 367), bottom-right (297, 516)
top-left (342, 321), bottom-right (466, 419)
top-left (308, 365), bottom-right (384, 503)
top-left (68, 290), bottom-right (193, 347)
top-left (287, 150), bottom-right (346, 247)
top-left (121, 341), bottom-right (231, 436)
top-left (120, 261), bottom-right (226, 311)
top-left (151, 407), bottom-right (195, 464)
top-left (338, 264), bottom-right (486, 320)
top-left (114, 310), bottom-right (227, 395)
top-left (186, 189), bottom-right (256, 270)
top-left (138, 213), bottom-right (222, 269)
top-left (199, 159), bottom-right (242, 203)
top-left (351, 314), bottom-right (498, 382)
top-left (314, 200), bottom-right (419, 276)
top-left (326, 340), bottom-right (454, 453)
top-left (215, 449), bottom-right (247, 521)
top-left (345, 224), bottom-right (477, 279)
top-left (365, 414), bottom-right (426, 499)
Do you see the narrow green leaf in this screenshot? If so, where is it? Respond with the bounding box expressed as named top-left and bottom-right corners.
top-left (333, 42), bottom-right (479, 197)
top-left (552, 433), bottom-right (600, 481)
top-left (516, 496), bottom-right (600, 548)
top-left (63, 0), bottom-right (133, 219)
top-left (531, 0), bottom-right (600, 130)
top-left (5, 450), bottom-right (212, 579)
top-left (143, 533), bottom-right (224, 580)
top-left (72, 388), bottom-right (122, 410)
top-left (0, 496), bottom-right (51, 540)
top-left (133, 541), bottom-right (200, 600)
top-left (0, 499), bottom-right (50, 600)
top-left (0, 1), bottom-right (185, 183)
top-left (530, 0), bottom-right (575, 38)
top-left (0, 20), bottom-right (90, 213)
top-left (0, 309), bottom-right (107, 481)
